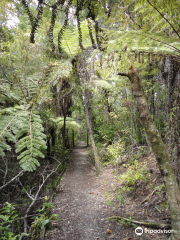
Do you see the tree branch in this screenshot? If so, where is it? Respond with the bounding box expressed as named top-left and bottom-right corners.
top-left (21, 0), bottom-right (34, 26)
top-left (109, 216), bottom-right (171, 229)
top-left (0, 170), bottom-right (24, 191)
top-left (58, 88), bottom-right (73, 100)
top-left (117, 72), bottom-right (129, 77)
top-left (19, 180), bottom-right (34, 201)
top-left (23, 163), bottom-right (61, 233)
top-left (140, 189), bottom-right (157, 204)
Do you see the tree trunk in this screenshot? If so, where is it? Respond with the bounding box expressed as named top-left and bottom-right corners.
top-left (72, 130), bottom-right (75, 148)
top-left (83, 98), bottom-right (101, 174)
top-left (163, 58), bottom-right (180, 185)
top-left (47, 137), bottom-right (52, 162)
top-left (87, 128), bottom-right (89, 147)
top-left (81, 88), bottom-right (101, 174)
top-left (62, 115), bottom-right (66, 161)
top-left (50, 128), bottom-right (56, 157)
top-left (65, 128), bottom-right (70, 149)
top-left (118, 65), bottom-right (180, 240)
top-left (75, 50), bottom-right (101, 174)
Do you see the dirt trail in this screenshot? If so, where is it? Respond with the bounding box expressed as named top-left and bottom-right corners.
top-left (45, 142), bottom-right (135, 240)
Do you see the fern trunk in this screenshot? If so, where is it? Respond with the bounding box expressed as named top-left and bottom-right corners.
top-left (122, 65), bottom-right (180, 240)
top-left (72, 130), bottom-right (75, 148)
top-left (62, 115), bottom-right (66, 161)
top-left (51, 128), bottom-right (56, 149)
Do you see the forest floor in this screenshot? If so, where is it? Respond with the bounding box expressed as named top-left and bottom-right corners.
top-left (45, 142), bottom-right (171, 240)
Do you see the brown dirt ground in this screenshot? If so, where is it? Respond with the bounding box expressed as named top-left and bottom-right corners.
top-left (45, 142), bottom-right (171, 240)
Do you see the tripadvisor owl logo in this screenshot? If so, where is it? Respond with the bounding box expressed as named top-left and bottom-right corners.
top-left (135, 227), bottom-right (143, 236)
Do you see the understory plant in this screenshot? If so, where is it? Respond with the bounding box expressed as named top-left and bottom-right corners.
top-left (29, 196), bottom-right (60, 239)
top-left (0, 202), bottom-right (28, 240)
top-left (0, 197), bottom-right (60, 240)
top-left (107, 140), bottom-right (125, 166)
top-left (118, 160), bottom-right (150, 187)
top-left (105, 160), bottom-right (150, 207)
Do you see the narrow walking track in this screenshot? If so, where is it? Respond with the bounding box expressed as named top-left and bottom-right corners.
top-left (45, 142), bottom-right (135, 240)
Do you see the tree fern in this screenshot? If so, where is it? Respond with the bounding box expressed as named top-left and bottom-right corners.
top-left (0, 107), bottom-right (23, 157)
top-left (0, 84), bottom-right (20, 105)
top-left (51, 117), bottom-right (80, 132)
top-left (0, 107), bottom-right (47, 172)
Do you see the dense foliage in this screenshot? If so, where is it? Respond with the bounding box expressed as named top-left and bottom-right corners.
top-left (0, 0), bottom-right (180, 239)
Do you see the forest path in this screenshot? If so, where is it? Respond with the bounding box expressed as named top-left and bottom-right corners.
top-left (45, 141), bottom-right (135, 240)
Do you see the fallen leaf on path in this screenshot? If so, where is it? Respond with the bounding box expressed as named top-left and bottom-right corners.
top-left (107, 229), bottom-right (112, 234)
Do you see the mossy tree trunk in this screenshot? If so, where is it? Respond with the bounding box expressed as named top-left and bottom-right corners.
top-left (163, 58), bottom-right (180, 184)
top-left (118, 65), bottom-right (180, 240)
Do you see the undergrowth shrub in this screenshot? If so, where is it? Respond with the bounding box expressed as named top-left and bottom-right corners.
top-left (87, 147), bottom-right (95, 165)
top-left (107, 141), bottom-right (125, 165)
top-left (29, 197), bottom-right (60, 239)
top-left (0, 198), bottom-right (60, 240)
top-left (98, 140), bottom-right (125, 165)
top-left (118, 160), bottom-right (150, 187)
top-left (105, 160), bottom-right (150, 207)
top-left (0, 202), bottom-right (28, 240)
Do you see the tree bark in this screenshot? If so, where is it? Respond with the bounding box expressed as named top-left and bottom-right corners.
top-left (62, 115), bottom-right (66, 161)
top-left (75, 50), bottom-right (102, 174)
top-left (72, 130), bottom-right (75, 148)
top-left (51, 128), bottom-right (56, 150)
top-left (65, 128), bottom-right (70, 149)
top-left (81, 88), bottom-right (101, 174)
top-left (118, 64), bottom-right (180, 240)
top-left (84, 101), bottom-right (101, 174)
top-left (87, 128), bottom-right (89, 147)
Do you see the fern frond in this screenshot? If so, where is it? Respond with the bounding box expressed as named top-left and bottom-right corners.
top-left (15, 112), bottom-right (46, 171)
top-left (0, 107), bottom-right (46, 172)
top-left (50, 117), bottom-right (80, 131)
